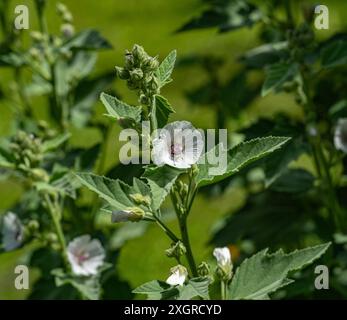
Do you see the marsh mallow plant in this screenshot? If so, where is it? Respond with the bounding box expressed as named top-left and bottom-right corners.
top-left (76, 45), bottom-right (330, 300)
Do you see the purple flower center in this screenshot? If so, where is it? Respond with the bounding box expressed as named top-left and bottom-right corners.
top-left (170, 143), bottom-right (184, 157)
top-left (76, 251), bottom-right (90, 265)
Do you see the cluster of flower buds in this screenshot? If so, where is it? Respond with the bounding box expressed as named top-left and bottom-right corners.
top-left (165, 241), bottom-right (187, 260)
top-left (57, 2), bottom-right (75, 38)
top-left (10, 131), bottom-right (43, 171)
top-left (115, 44), bottom-right (160, 105)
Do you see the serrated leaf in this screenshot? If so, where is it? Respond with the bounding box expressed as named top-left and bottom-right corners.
top-left (133, 280), bottom-right (179, 300)
top-left (75, 173), bottom-right (151, 212)
top-left (42, 133), bottom-right (71, 153)
top-left (195, 136), bottom-right (290, 187)
top-left (262, 62), bottom-right (298, 97)
top-left (100, 92), bottom-right (142, 128)
top-left (152, 95), bottom-right (175, 129)
top-left (142, 165), bottom-right (184, 211)
top-left (229, 243), bottom-right (330, 300)
top-left (156, 50), bottom-right (176, 88)
top-left (178, 277), bottom-right (210, 300)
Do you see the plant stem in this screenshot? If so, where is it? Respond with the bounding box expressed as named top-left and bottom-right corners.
top-left (221, 280), bottom-right (228, 300)
top-left (44, 194), bottom-right (69, 268)
top-left (153, 214), bottom-right (180, 243)
top-left (178, 215), bottom-right (198, 277)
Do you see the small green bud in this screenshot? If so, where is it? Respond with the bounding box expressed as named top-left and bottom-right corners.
top-left (56, 3), bottom-right (67, 15)
top-left (30, 31), bottom-right (44, 42)
top-left (127, 79), bottom-right (138, 90)
top-left (28, 220), bottom-right (40, 232)
top-left (197, 261), bottom-right (211, 277)
top-left (61, 23), bottom-right (75, 38)
top-left (62, 11), bottom-right (73, 23)
top-left (165, 241), bottom-right (186, 259)
top-left (132, 44), bottom-right (146, 62)
top-left (30, 168), bottom-right (49, 182)
top-left (130, 68), bottom-right (144, 81)
top-left (130, 193), bottom-right (151, 207)
top-left (139, 94), bottom-right (149, 105)
top-left (112, 207), bottom-right (145, 223)
top-left (115, 66), bottom-right (129, 80)
top-left (45, 232), bottom-right (58, 244)
top-left (146, 57), bottom-right (159, 70)
top-left (125, 51), bottom-right (135, 68)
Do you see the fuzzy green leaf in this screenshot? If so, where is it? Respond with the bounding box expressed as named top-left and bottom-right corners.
top-left (142, 165), bottom-right (184, 211)
top-left (262, 62), bottom-right (298, 97)
top-left (156, 50), bottom-right (176, 88)
top-left (100, 92), bottom-right (142, 128)
top-left (152, 95), bottom-right (175, 130)
top-left (229, 243), bottom-right (330, 300)
top-left (321, 40), bottom-right (347, 68)
top-left (75, 173), bottom-right (151, 211)
top-left (195, 136), bottom-right (290, 187)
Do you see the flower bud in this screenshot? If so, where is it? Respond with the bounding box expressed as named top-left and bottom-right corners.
top-left (165, 241), bottom-right (186, 259)
top-left (213, 247), bottom-right (233, 281)
top-left (115, 66), bottom-right (129, 80)
top-left (61, 23), bottom-right (75, 38)
top-left (30, 168), bottom-right (49, 182)
top-left (130, 68), bottom-right (144, 81)
top-left (112, 207), bottom-right (145, 223)
top-left (132, 44), bottom-right (146, 62)
top-left (197, 261), bottom-right (211, 277)
top-left (139, 94), bottom-right (149, 105)
top-left (30, 31), bottom-right (44, 42)
top-left (28, 220), bottom-right (40, 232)
top-left (129, 193), bottom-right (151, 207)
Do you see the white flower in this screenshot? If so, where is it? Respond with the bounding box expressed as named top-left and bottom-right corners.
top-left (152, 121), bottom-right (204, 169)
top-left (213, 247), bottom-right (231, 267)
top-left (111, 207), bottom-right (145, 223)
top-left (166, 265), bottom-right (188, 286)
top-left (67, 235), bottom-right (105, 276)
top-left (334, 118), bottom-right (347, 153)
top-left (2, 212), bottom-right (23, 251)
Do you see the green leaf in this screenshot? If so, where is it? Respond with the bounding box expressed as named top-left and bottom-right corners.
top-left (0, 51), bottom-right (26, 67)
top-left (229, 243), bottom-right (330, 300)
top-left (52, 269), bottom-right (101, 300)
top-left (262, 62), bottom-right (299, 97)
top-left (241, 42), bottom-right (289, 68)
top-left (152, 95), bottom-right (175, 129)
top-left (61, 29), bottom-right (112, 51)
top-left (133, 280), bottom-right (179, 300)
top-left (100, 92), bottom-right (142, 128)
top-left (177, 0), bottom-right (262, 33)
top-left (269, 168), bottom-right (315, 193)
top-left (75, 173), bottom-right (151, 211)
top-left (133, 277), bottom-right (210, 300)
top-left (142, 165), bottom-right (184, 211)
top-left (156, 50), bottom-right (176, 88)
top-left (42, 133), bottom-right (71, 153)
top-left (321, 40), bottom-right (347, 68)
top-left (195, 136), bottom-right (290, 187)
top-left (178, 277), bottom-right (210, 300)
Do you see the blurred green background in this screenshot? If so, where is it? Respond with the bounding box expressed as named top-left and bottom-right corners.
top-left (0, 0), bottom-right (346, 299)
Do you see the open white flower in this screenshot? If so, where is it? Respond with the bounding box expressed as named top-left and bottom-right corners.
top-left (166, 264), bottom-right (188, 286)
top-left (152, 121), bottom-right (204, 169)
top-left (67, 235), bottom-right (105, 276)
top-left (334, 118), bottom-right (347, 153)
top-left (213, 247), bottom-right (231, 267)
top-left (2, 212), bottom-right (24, 251)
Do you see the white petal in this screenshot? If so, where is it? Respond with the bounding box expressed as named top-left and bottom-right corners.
top-left (112, 210), bottom-right (132, 223)
top-left (334, 118), bottom-right (347, 153)
top-left (213, 247), bottom-right (231, 267)
top-left (2, 212), bottom-right (23, 251)
top-left (166, 265), bottom-right (188, 286)
top-left (67, 235), bottom-right (105, 276)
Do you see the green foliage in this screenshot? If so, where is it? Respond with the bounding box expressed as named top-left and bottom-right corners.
top-left (229, 243), bottom-right (330, 299)
top-left (195, 137), bottom-right (290, 187)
